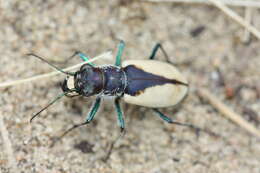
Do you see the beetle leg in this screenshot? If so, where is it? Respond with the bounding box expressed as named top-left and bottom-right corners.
top-left (64, 51), bottom-right (95, 66)
top-left (102, 129), bottom-right (126, 162)
top-left (76, 51), bottom-right (95, 66)
top-left (152, 108), bottom-right (221, 138)
top-left (59, 97), bottom-right (101, 138)
top-left (114, 97), bottom-right (125, 132)
top-left (152, 108), bottom-right (196, 128)
top-left (149, 43), bottom-right (170, 63)
top-left (115, 40), bottom-right (125, 67)
top-left (85, 97), bottom-right (101, 122)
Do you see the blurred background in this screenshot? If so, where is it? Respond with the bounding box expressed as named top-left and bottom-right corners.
top-left (0, 0), bottom-right (259, 173)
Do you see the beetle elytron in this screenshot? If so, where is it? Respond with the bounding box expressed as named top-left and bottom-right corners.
top-left (28, 41), bottom-right (189, 136)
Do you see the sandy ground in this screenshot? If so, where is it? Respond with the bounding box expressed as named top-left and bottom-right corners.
top-left (0, 1), bottom-right (260, 173)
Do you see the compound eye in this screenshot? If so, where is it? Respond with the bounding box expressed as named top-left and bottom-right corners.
top-left (80, 64), bottom-right (93, 72)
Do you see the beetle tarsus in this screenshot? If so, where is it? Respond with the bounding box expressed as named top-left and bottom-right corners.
top-left (149, 43), bottom-right (170, 63)
top-left (61, 122), bottom-right (89, 138)
top-left (120, 127), bottom-right (125, 133)
top-left (102, 127), bottom-right (126, 162)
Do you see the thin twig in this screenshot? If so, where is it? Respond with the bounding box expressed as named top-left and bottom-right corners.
top-left (208, 0), bottom-right (260, 39)
top-left (243, 7), bottom-right (253, 42)
top-left (197, 88), bottom-right (260, 138)
top-left (0, 114), bottom-right (17, 171)
top-left (0, 51), bottom-right (112, 88)
top-left (143, 0), bottom-right (260, 39)
top-left (142, 0), bottom-right (260, 8)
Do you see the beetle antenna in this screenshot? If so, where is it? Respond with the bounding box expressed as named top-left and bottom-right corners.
top-left (30, 92), bottom-right (68, 123)
top-left (27, 53), bottom-right (74, 76)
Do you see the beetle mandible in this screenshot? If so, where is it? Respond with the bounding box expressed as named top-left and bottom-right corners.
top-left (28, 41), bottom-right (189, 136)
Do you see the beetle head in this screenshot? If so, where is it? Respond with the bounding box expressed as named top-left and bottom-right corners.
top-left (73, 64), bottom-right (103, 97)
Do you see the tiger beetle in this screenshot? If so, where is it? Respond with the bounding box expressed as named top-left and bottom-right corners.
top-left (28, 40), bottom-right (191, 137)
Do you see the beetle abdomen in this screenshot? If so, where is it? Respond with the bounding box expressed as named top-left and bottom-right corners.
top-left (122, 60), bottom-right (188, 108)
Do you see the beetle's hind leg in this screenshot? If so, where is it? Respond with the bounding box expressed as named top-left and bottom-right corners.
top-left (152, 108), bottom-right (220, 137)
top-left (149, 43), bottom-right (170, 63)
top-left (153, 108), bottom-right (199, 129)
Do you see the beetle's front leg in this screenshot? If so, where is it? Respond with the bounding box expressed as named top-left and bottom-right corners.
top-left (59, 97), bottom-right (101, 138)
top-left (65, 51), bottom-right (95, 66)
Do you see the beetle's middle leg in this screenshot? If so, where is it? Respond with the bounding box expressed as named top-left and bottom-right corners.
top-left (102, 98), bottom-right (126, 162)
top-left (114, 97), bottom-right (125, 132)
top-left (115, 40), bottom-right (125, 67)
top-left (149, 43), bottom-right (170, 63)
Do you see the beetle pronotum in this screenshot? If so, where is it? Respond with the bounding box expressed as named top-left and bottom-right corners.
top-left (28, 41), bottom-right (191, 137)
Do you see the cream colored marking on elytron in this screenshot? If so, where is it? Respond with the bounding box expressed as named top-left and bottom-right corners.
top-left (122, 60), bottom-right (188, 108)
